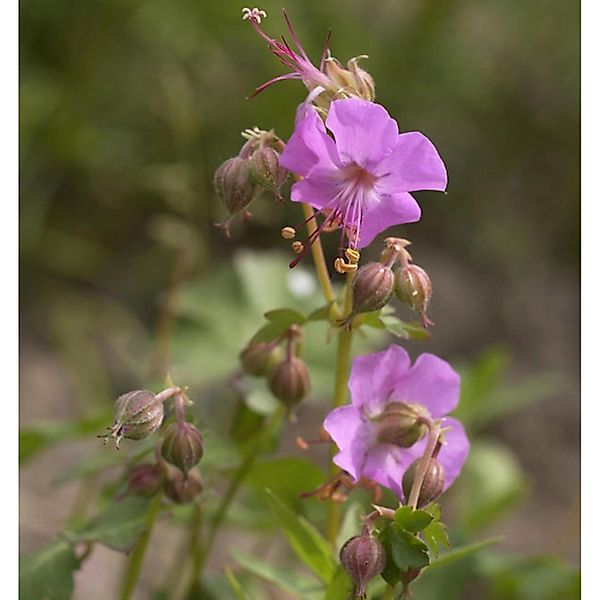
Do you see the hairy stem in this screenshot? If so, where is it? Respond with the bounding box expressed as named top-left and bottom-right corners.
top-left (119, 494), bottom-right (162, 600)
top-left (407, 421), bottom-right (441, 509)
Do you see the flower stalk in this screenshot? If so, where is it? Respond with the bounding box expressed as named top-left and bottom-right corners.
top-left (407, 420), bottom-right (441, 509)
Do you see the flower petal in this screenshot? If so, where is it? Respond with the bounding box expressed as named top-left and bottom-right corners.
top-left (391, 353), bottom-right (460, 417)
top-left (326, 98), bottom-right (398, 167)
top-left (362, 444), bottom-right (409, 498)
top-left (280, 106), bottom-right (340, 177)
top-left (349, 345), bottom-right (412, 415)
top-left (374, 132), bottom-right (448, 193)
top-left (289, 168), bottom-right (340, 210)
top-left (357, 192), bottom-right (422, 248)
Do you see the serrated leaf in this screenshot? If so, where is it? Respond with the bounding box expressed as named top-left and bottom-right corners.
top-left (66, 496), bottom-right (153, 552)
top-left (324, 566), bottom-right (353, 600)
top-left (265, 489), bottom-right (336, 582)
top-left (421, 521), bottom-right (449, 557)
top-left (264, 308), bottom-right (306, 326)
top-left (428, 536), bottom-right (503, 570)
top-left (19, 539), bottom-right (80, 600)
top-left (387, 524), bottom-right (430, 571)
top-left (394, 506), bottom-right (433, 533)
top-left (423, 502), bottom-right (441, 521)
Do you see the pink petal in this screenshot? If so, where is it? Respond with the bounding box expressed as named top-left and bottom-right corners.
top-left (391, 353), bottom-right (461, 418)
top-left (289, 168), bottom-right (340, 210)
top-left (374, 132), bottom-right (448, 193)
top-left (362, 444), bottom-right (409, 497)
top-left (349, 345), bottom-right (412, 415)
top-left (357, 192), bottom-right (422, 249)
top-left (326, 98), bottom-right (398, 167)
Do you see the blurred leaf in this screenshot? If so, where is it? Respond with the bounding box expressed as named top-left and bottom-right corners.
top-left (394, 506), bottom-right (434, 533)
top-left (19, 540), bottom-right (80, 600)
top-left (336, 501), bottom-right (363, 552)
top-left (265, 489), bottom-right (336, 582)
top-left (380, 315), bottom-right (431, 341)
top-left (231, 550), bottom-right (321, 599)
top-left (307, 303), bottom-right (334, 322)
top-left (428, 537), bottom-right (503, 570)
top-left (224, 567), bottom-right (255, 600)
top-left (264, 308), bottom-right (307, 326)
top-left (250, 321), bottom-right (292, 344)
top-left (324, 566), bottom-right (353, 600)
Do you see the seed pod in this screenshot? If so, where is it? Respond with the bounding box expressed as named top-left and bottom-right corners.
top-left (351, 262), bottom-right (394, 315)
top-left (101, 390), bottom-right (164, 448)
top-left (127, 464), bottom-right (163, 498)
top-left (163, 470), bottom-right (203, 504)
top-left (268, 356), bottom-right (311, 408)
top-left (340, 533), bottom-right (386, 598)
top-left (248, 146), bottom-right (288, 200)
top-left (401, 457), bottom-right (445, 507)
top-left (373, 402), bottom-right (429, 448)
top-left (394, 264), bottom-right (433, 324)
top-left (214, 157), bottom-right (257, 216)
top-left (160, 422), bottom-right (204, 473)
top-left (239, 342), bottom-right (282, 376)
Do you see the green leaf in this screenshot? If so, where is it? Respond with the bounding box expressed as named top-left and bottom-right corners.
top-left (307, 303), bottom-right (334, 322)
top-left (224, 566), bottom-right (255, 600)
top-left (380, 315), bottom-right (431, 341)
top-left (394, 506), bottom-right (433, 533)
top-left (265, 489), bottom-right (336, 582)
top-left (388, 525), bottom-right (430, 571)
top-left (324, 566), bottom-right (353, 600)
top-left (250, 321), bottom-right (290, 344)
top-left (428, 536), bottom-right (503, 570)
top-left (264, 308), bottom-right (306, 326)
top-left (336, 501), bottom-right (363, 552)
top-left (421, 522), bottom-right (449, 558)
top-left (231, 550), bottom-right (321, 599)
top-left (19, 540), bottom-right (80, 600)
top-left (66, 496), bottom-right (153, 552)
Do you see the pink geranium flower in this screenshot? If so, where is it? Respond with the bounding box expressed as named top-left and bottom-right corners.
top-left (323, 345), bottom-right (469, 500)
top-left (279, 98), bottom-right (448, 252)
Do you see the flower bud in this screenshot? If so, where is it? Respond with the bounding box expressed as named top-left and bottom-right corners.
top-left (373, 402), bottom-right (429, 448)
top-left (101, 390), bottom-right (164, 448)
top-left (324, 56), bottom-right (376, 102)
top-left (163, 470), bottom-right (203, 504)
top-left (239, 342), bottom-right (282, 376)
top-left (401, 457), bottom-right (445, 507)
top-left (248, 146), bottom-right (288, 201)
top-left (340, 533), bottom-right (386, 598)
top-left (268, 356), bottom-right (311, 408)
top-left (126, 463), bottom-right (163, 498)
top-left (214, 157), bottom-right (257, 217)
top-left (351, 262), bottom-right (394, 315)
top-left (394, 264), bottom-right (433, 325)
top-left (160, 422), bottom-right (204, 473)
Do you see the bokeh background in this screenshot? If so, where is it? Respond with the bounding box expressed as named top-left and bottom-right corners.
top-left (20, 0), bottom-right (580, 598)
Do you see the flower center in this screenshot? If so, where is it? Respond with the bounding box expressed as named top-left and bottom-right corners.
top-left (340, 163), bottom-right (378, 191)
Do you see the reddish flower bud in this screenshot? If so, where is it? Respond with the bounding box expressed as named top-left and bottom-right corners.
top-left (268, 356), bottom-right (311, 408)
top-left (248, 146), bottom-right (288, 201)
top-left (214, 157), bottom-right (257, 218)
top-left (160, 422), bottom-right (204, 473)
top-left (127, 463), bottom-right (163, 498)
top-left (394, 264), bottom-right (433, 325)
top-left (163, 470), bottom-right (203, 504)
top-left (239, 342), bottom-right (282, 376)
top-left (340, 533), bottom-right (386, 599)
top-left (351, 263), bottom-right (394, 315)
top-left (401, 457), bottom-right (445, 507)
top-left (373, 402), bottom-right (429, 448)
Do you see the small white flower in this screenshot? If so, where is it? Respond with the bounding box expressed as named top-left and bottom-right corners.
top-left (241, 7), bottom-right (267, 24)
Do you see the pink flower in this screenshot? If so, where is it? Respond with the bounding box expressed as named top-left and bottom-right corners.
top-left (279, 98), bottom-right (448, 251)
top-left (323, 345), bottom-right (469, 500)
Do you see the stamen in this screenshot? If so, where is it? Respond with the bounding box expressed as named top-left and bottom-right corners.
top-left (291, 241), bottom-right (304, 254)
top-left (281, 226), bottom-right (296, 239)
top-left (241, 7), bottom-right (267, 24)
top-left (344, 248), bottom-right (360, 264)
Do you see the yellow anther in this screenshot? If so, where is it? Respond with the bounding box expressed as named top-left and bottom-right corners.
top-left (344, 248), bottom-right (360, 264)
top-left (291, 241), bottom-right (304, 254)
top-left (340, 262), bottom-right (358, 273)
top-left (334, 257), bottom-right (345, 274)
top-left (281, 226), bottom-right (296, 240)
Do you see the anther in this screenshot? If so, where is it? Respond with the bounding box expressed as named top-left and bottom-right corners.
top-left (241, 7), bottom-right (267, 24)
top-left (334, 257), bottom-right (345, 274)
top-left (344, 248), bottom-right (360, 264)
top-left (291, 241), bottom-right (304, 254)
top-left (281, 226), bottom-right (296, 240)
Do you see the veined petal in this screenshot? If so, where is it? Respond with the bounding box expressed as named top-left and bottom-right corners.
top-left (391, 353), bottom-right (460, 418)
top-left (374, 131), bottom-right (448, 193)
top-left (280, 106), bottom-right (341, 177)
top-left (356, 191), bottom-right (422, 249)
top-left (326, 98), bottom-right (398, 167)
top-left (289, 168), bottom-right (340, 210)
top-left (362, 444), bottom-right (409, 498)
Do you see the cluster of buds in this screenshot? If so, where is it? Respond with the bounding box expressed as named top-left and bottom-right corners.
top-left (215, 127), bottom-right (288, 235)
top-left (240, 324), bottom-right (311, 412)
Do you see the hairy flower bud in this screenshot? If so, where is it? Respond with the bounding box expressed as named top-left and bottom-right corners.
top-left (127, 463), bottom-right (163, 498)
top-left (401, 457), bottom-right (445, 507)
top-left (340, 533), bottom-right (386, 598)
top-left (394, 264), bottom-right (433, 325)
top-left (101, 390), bottom-right (164, 448)
top-left (373, 402), bottom-right (429, 448)
top-left (239, 342), bottom-right (282, 376)
top-left (214, 157), bottom-right (257, 218)
top-left (248, 146), bottom-right (288, 201)
top-left (160, 422), bottom-right (204, 473)
top-left (268, 356), bottom-right (311, 408)
top-left (324, 56), bottom-right (376, 102)
top-left (351, 262), bottom-right (395, 315)
top-left (163, 470), bottom-right (203, 504)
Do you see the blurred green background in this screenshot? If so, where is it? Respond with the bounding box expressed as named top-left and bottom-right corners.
top-left (20, 0), bottom-right (579, 598)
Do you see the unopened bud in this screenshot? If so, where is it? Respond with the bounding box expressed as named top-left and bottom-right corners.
top-left (160, 422), bottom-right (204, 473)
top-left (240, 342), bottom-right (282, 376)
top-left (324, 56), bottom-right (376, 102)
top-left (373, 402), bottom-right (429, 448)
top-left (127, 464), bottom-right (163, 498)
top-left (340, 533), bottom-right (386, 598)
top-left (163, 470), bottom-right (203, 504)
top-left (214, 157), bottom-right (257, 217)
top-left (351, 262), bottom-right (394, 314)
top-left (401, 457), bottom-right (445, 507)
top-left (101, 390), bottom-right (164, 448)
top-left (248, 146), bottom-right (288, 200)
top-left (268, 356), bottom-right (311, 408)
top-left (394, 264), bottom-right (432, 324)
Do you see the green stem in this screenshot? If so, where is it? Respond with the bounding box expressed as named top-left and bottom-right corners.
top-left (119, 494), bottom-right (162, 600)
